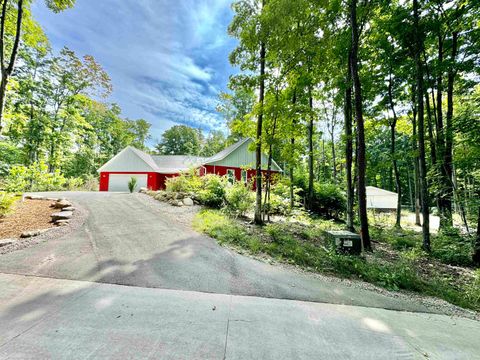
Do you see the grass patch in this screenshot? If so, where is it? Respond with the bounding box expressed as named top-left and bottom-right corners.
top-left (194, 209), bottom-right (480, 311)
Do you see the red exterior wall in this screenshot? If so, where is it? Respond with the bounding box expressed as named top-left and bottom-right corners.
top-left (99, 167), bottom-right (279, 191)
top-left (203, 165), bottom-right (278, 189)
top-left (99, 172), bottom-right (171, 191)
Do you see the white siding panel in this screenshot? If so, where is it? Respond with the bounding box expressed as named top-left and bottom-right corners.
top-left (100, 147), bottom-right (156, 172)
top-left (209, 139), bottom-right (282, 171)
top-left (367, 194), bottom-right (398, 209)
top-left (108, 174), bottom-right (147, 192)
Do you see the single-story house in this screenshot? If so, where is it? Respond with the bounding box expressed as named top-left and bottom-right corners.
top-left (98, 138), bottom-right (283, 192)
top-left (366, 186), bottom-right (398, 211)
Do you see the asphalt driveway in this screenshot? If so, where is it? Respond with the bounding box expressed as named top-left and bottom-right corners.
top-left (0, 192), bottom-right (441, 312)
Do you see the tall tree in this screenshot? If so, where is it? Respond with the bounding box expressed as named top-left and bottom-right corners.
top-left (0, 0), bottom-right (75, 132)
top-left (413, 0), bottom-right (430, 251)
top-left (155, 125), bottom-right (202, 155)
top-left (349, 0), bottom-right (371, 250)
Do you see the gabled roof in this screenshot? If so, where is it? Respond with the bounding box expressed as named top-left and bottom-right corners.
top-left (203, 138), bottom-right (251, 165)
top-left (151, 155), bottom-right (207, 173)
top-left (366, 186), bottom-right (398, 196)
top-left (130, 146), bottom-right (161, 171)
top-left (204, 137), bottom-right (283, 172)
top-left (98, 146), bottom-right (160, 173)
top-left (98, 138), bottom-right (283, 174)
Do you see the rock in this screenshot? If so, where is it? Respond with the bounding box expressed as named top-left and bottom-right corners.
top-left (46, 197), bottom-right (60, 201)
top-left (62, 206), bottom-right (75, 212)
top-left (25, 195), bottom-right (44, 200)
top-left (51, 211), bottom-right (73, 221)
top-left (139, 187), bottom-right (148, 193)
top-left (168, 199), bottom-right (183, 206)
top-left (182, 198), bottom-right (194, 206)
top-left (20, 229), bottom-right (48, 238)
top-left (55, 219), bottom-right (70, 226)
top-left (0, 239), bottom-right (14, 247)
top-left (154, 194), bottom-right (165, 201)
top-left (54, 199), bottom-right (72, 209)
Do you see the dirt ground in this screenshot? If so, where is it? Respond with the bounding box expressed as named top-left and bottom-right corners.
top-left (0, 199), bottom-right (56, 239)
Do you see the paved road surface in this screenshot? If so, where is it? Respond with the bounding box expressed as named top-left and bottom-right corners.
top-left (0, 192), bottom-right (432, 312)
top-left (1, 273), bottom-right (479, 359)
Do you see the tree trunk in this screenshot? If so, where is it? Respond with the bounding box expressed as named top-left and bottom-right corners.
top-left (411, 87), bottom-right (421, 226)
top-left (407, 168), bottom-right (414, 211)
top-left (289, 90), bottom-right (297, 210)
top-left (307, 88), bottom-right (314, 209)
top-left (388, 72), bottom-right (402, 228)
top-left (473, 200), bottom-right (480, 266)
top-left (442, 31), bottom-right (458, 229)
top-left (350, 0), bottom-right (371, 251)
top-left (413, 0), bottom-right (431, 251)
top-left (331, 128), bottom-right (337, 181)
top-left (0, 0), bottom-right (24, 132)
top-left (345, 62), bottom-right (354, 232)
top-left (254, 38), bottom-right (266, 225)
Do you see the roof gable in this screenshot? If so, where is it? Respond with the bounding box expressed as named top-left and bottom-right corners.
top-left (98, 146), bottom-right (159, 172)
top-left (366, 186), bottom-right (398, 196)
top-left (204, 138), bottom-right (282, 172)
top-left (151, 155), bottom-right (207, 173)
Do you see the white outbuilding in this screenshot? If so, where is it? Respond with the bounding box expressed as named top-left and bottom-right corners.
top-left (366, 186), bottom-right (398, 211)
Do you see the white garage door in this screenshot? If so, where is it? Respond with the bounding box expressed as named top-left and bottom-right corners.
top-left (108, 174), bottom-right (148, 192)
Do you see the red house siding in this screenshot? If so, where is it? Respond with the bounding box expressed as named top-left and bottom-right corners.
top-left (100, 168), bottom-right (279, 191)
top-left (99, 172), bottom-right (163, 191)
top-left (203, 165), bottom-right (278, 189)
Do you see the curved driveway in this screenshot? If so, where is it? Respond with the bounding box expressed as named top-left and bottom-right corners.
top-left (0, 192), bottom-right (431, 312)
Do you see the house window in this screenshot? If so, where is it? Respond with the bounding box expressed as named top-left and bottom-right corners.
top-left (241, 170), bottom-right (247, 184)
top-left (227, 169), bottom-right (235, 184)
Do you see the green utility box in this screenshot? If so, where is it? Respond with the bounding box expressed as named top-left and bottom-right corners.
top-left (324, 230), bottom-right (362, 255)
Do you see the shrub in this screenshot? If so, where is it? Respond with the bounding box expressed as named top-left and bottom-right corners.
top-left (3, 161), bottom-right (82, 192)
top-left (431, 228), bottom-right (473, 266)
top-left (197, 174), bottom-right (227, 208)
top-left (225, 181), bottom-right (254, 217)
top-left (310, 182), bottom-right (346, 218)
top-left (65, 177), bottom-right (84, 190)
top-left (165, 169), bottom-right (202, 193)
top-left (293, 175), bottom-right (345, 218)
top-left (0, 192), bottom-right (17, 217)
top-left (262, 181), bottom-right (302, 216)
top-left (271, 181), bottom-right (302, 207)
top-left (128, 177), bottom-right (137, 193)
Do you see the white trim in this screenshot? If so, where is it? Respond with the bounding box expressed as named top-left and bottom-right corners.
top-left (241, 169), bottom-right (247, 183)
top-left (227, 169), bottom-right (235, 184)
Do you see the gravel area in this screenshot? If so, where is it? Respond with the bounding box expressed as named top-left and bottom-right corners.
top-left (0, 197), bottom-right (88, 255)
top-left (136, 192), bottom-right (201, 227)
top-left (0, 199), bottom-right (57, 239)
top-left (140, 193), bottom-right (480, 321)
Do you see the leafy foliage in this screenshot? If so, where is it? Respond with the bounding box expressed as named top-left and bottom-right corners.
top-left (197, 174), bottom-right (227, 208)
top-left (128, 177), bottom-right (137, 193)
top-left (0, 191), bottom-right (17, 217)
top-left (225, 181), bottom-right (254, 217)
top-left (3, 161), bottom-right (82, 192)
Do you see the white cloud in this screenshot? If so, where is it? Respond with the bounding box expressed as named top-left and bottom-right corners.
top-left (31, 0), bottom-right (237, 142)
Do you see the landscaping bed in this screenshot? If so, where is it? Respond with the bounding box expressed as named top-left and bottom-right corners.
top-left (0, 199), bottom-right (56, 239)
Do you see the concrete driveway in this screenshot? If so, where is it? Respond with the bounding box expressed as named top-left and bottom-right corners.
top-left (1, 273), bottom-right (479, 360)
top-left (0, 191), bottom-right (431, 312)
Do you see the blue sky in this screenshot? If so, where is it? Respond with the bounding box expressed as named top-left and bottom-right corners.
top-left (32, 0), bottom-right (237, 144)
